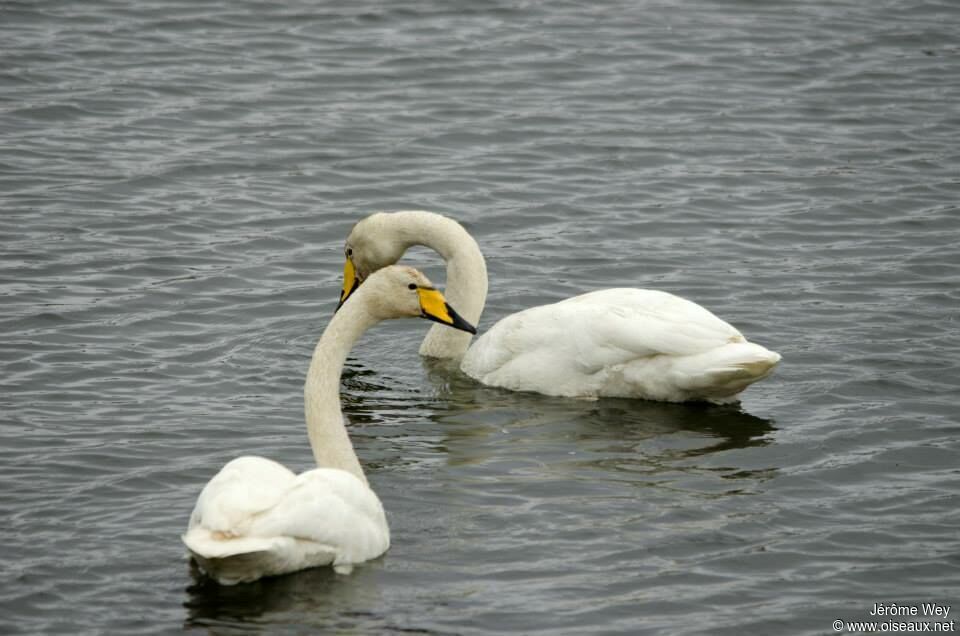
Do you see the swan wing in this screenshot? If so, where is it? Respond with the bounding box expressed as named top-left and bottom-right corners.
top-left (465, 289), bottom-right (742, 371)
top-left (461, 289), bottom-right (752, 398)
top-left (248, 468), bottom-right (389, 565)
top-left (186, 456), bottom-right (297, 536)
top-left (559, 288), bottom-right (743, 363)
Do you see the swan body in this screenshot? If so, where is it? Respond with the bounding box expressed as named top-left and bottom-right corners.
top-left (182, 458), bottom-right (387, 582)
top-left (183, 266), bottom-right (476, 584)
top-left (341, 211), bottom-right (780, 404)
top-left (460, 288), bottom-right (778, 402)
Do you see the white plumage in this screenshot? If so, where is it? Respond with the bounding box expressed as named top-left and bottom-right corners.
top-left (342, 211), bottom-right (780, 404)
top-left (182, 457), bottom-right (389, 583)
top-left (460, 288), bottom-right (780, 403)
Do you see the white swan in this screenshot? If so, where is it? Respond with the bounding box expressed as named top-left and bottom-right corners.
top-left (183, 265), bottom-right (476, 585)
top-left (338, 211), bottom-right (780, 404)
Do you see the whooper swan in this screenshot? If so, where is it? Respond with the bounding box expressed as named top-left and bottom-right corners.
top-left (182, 265), bottom-right (476, 584)
top-left (337, 211), bottom-right (779, 404)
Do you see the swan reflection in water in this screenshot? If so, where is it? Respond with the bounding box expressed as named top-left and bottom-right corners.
top-left (184, 560), bottom-right (389, 632)
top-left (420, 356), bottom-right (776, 466)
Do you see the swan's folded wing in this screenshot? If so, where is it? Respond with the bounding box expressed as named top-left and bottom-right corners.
top-left (187, 456), bottom-right (297, 536)
top-left (248, 468), bottom-right (389, 566)
top-left (571, 289), bottom-right (744, 367)
top-left (464, 289), bottom-right (743, 379)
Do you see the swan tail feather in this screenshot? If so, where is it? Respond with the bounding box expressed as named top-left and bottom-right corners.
top-left (671, 342), bottom-right (781, 401)
top-left (182, 528), bottom-right (280, 559)
top-left (183, 529), bottom-right (337, 585)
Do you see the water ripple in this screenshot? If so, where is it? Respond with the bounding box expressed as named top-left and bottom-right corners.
top-left (3, 0), bottom-right (960, 634)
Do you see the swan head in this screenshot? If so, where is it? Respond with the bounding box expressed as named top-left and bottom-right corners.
top-left (347, 265), bottom-right (477, 334)
top-left (338, 213), bottom-right (410, 304)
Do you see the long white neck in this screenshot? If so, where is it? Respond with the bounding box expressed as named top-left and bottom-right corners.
top-left (303, 294), bottom-right (379, 486)
top-left (385, 211), bottom-right (488, 358)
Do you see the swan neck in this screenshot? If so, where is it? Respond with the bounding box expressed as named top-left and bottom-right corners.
top-left (304, 299), bottom-right (377, 485)
top-left (389, 212), bottom-right (488, 358)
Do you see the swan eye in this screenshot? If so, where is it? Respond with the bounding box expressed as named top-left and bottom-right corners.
top-left (408, 283), bottom-right (417, 290)
top-left (346, 248), bottom-right (353, 257)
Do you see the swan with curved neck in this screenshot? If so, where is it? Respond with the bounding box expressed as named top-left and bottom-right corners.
top-left (339, 211), bottom-right (780, 404)
top-left (182, 265), bottom-right (476, 585)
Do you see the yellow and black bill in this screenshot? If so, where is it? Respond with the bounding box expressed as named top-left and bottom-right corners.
top-left (336, 258), bottom-right (360, 312)
top-left (417, 287), bottom-right (477, 334)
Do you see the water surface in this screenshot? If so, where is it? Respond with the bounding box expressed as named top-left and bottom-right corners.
top-left (2, 1), bottom-right (959, 634)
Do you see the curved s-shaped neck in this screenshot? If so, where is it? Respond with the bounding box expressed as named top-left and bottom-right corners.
top-left (386, 212), bottom-right (488, 358)
top-left (303, 297), bottom-right (378, 486)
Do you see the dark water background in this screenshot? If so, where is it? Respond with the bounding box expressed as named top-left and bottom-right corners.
top-left (2, 1), bottom-right (959, 634)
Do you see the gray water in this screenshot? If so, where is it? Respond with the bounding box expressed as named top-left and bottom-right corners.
top-left (3, 1), bottom-right (959, 634)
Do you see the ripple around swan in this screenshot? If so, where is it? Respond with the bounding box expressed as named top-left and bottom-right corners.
top-left (3, 0), bottom-right (960, 634)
